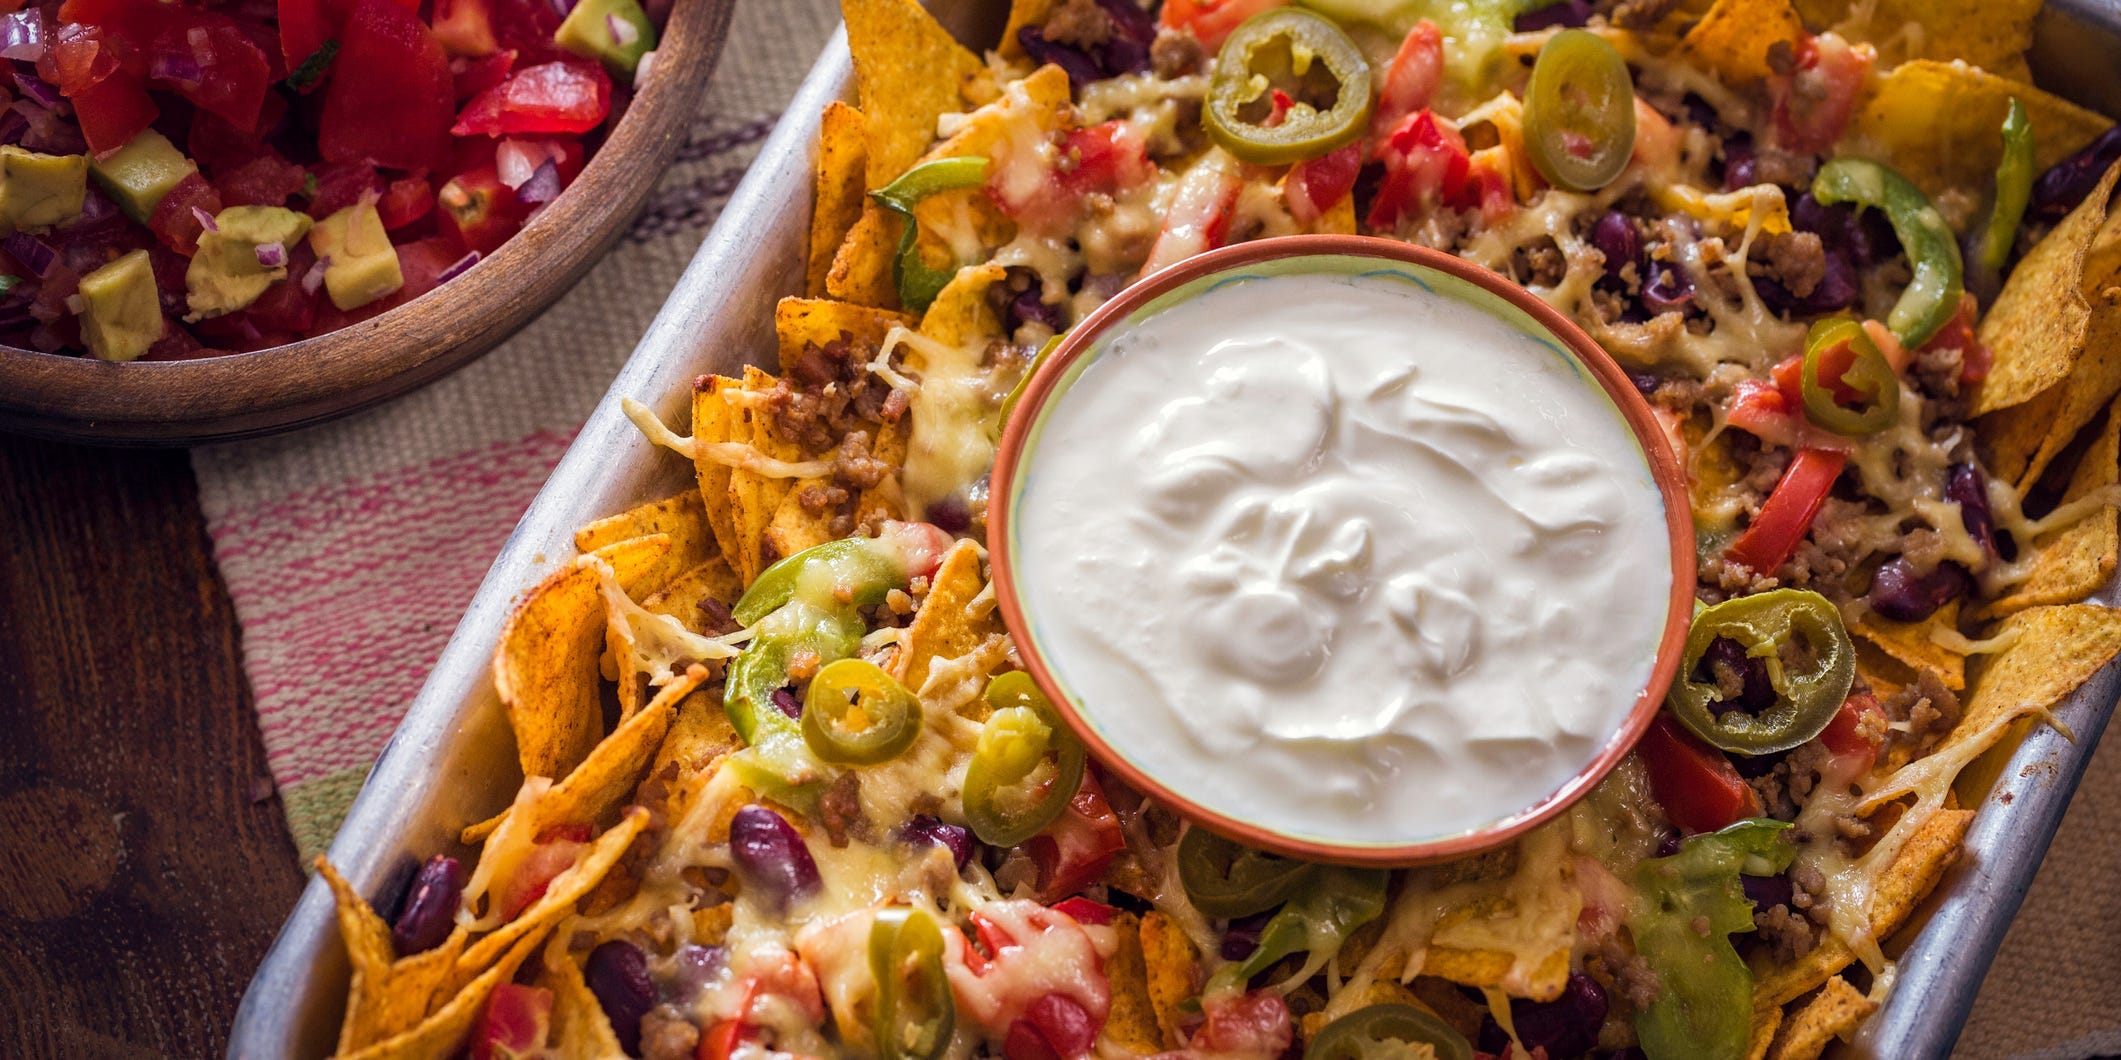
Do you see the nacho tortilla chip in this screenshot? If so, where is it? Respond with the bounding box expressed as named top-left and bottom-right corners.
top-left (1973, 162), bottom-right (2121, 419)
top-left (459, 807), bottom-right (651, 976)
top-left (643, 557), bottom-right (744, 625)
top-left (896, 63), bottom-right (1074, 270)
top-left (826, 204), bottom-right (903, 308)
top-left (1988, 401), bottom-right (2121, 615)
top-left (1748, 1002), bottom-right (1784, 1060)
top-left (496, 535), bottom-right (672, 782)
top-left (1138, 911), bottom-right (1202, 1050)
top-left (811, 102), bottom-right (871, 298)
top-left (320, 860), bottom-right (473, 1053)
top-left (545, 943), bottom-right (627, 1056)
top-left (765, 487), bottom-right (841, 563)
top-left (341, 928), bottom-right (543, 1060)
top-left (775, 296), bottom-right (915, 377)
top-left (642, 688), bottom-right (743, 824)
top-left (1765, 975), bottom-right (1877, 1060)
top-left (1981, 215), bottom-right (2121, 485)
top-left (573, 490), bottom-right (715, 562)
top-left (842, 0), bottom-right (981, 187)
top-left (1102, 913), bottom-right (1165, 1054)
top-left (1793, 0), bottom-right (2039, 81)
top-left (999, 0), bottom-right (1056, 60)
top-left (919, 261), bottom-right (1009, 347)
top-left (1681, 0), bottom-right (1804, 83)
top-left (894, 540), bottom-right (998, 694)
top-left (1849, 61), bottom-right (2113, 225)
top-left (693, 376), bottom-right (744, 565)
top-left (1958, 604), bottom-right (2121, 735)
top-left (1851, 600), bottom-right (1965, 690)
top-left (730, 366), bottom-right (813, 584)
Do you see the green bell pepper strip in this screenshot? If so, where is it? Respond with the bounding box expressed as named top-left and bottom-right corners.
top-left (1811, 157), bottom-right (1964, 349)
top-left (1800, 317), bottom-right (1900, 436)
top-left (1522, 29), bottom-right (1637, 193)
top-left (1629, 819), bottom-right (1794, 1060)
top-left (734, 536), bottom-right (908, 627)
top-left (870, 156), bottom-right (989, 314)
top-left (961, 672), bottom-right (1086, 847)
top-left (1977, 98), bottom-right (2035, 278)
top-left (803, 657), bottom-right (922, 765)
top-left (1304, 1003), bottom-right (1473, 1060)
top-left (1666, 588), bottom-right (1855, 756)
top-left (870, 905), bottom-right (956, 1060)
top-left (1176, 827), bottom-right (1319, 919)
top-left (1204, 9), bottom-right (1373, 166)
top-left (1207, 865), bottom-right (1389, 996)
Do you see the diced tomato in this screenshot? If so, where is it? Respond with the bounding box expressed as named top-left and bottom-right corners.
top-left (1367, 108), bottom-right (1471, 231)
top-left (1636, 714), bottom-right (1758, 835)
top-left (319, 0), bottom-right (454, 171)
top-left (141, 321), bottom-right (219, 360)
top-left (216, 152), bottom-right (311, 208)
top-left (1817, 692), bottom-right (1884, 775)
top-left (1725, 447), bottom-right (1847, 574)
top-left (307, 163), bottom-right (383, 219)
top-left (1461, 148), bottom-right (1516, 224)
top-left (437, 164), bottom-right (525, 253)
top-left (1769, 32), bottom-right (1873, 155)
top-left (1140, 149), bottom-right (1241, 278)
top-left (1157, 0), bottom-right (1286, 51)
top-left (1919, 293), bottom-right (1990, 383)
top-left (1059, 121), bottom-right (1152, 197)
top-left (388, 236), bottom-right (464, 305)
top-left (1051, 896), bottom-right (1118, 926)
top-left (453, 60), bottom-right (612, 137)
top-left (146, 172), bottom-right (223, 255)
top-left (1769, 343), bottom-right (1867, 411)
top-left (71, 71), bottom-right (159, 158)
top-left (454, 48), bottom-right (517, 101)
top-left (187, 92), bottom-right (287, 171)
top-left (152, 18), bottom-right (272, 131)
top-left (1725, 377), bottom-right (1853, 453)
top-left (487, 0), bottom-right (564, 58)
top-left (1371, 20), bottom-right (1443, 143)
top-left (40, 22), bottom-right (121, 96)
top-left (1285, 141), bottom-right (1359, 225)
top-left (377, 175), bottom-right (436, 230)
top-left (239, 256), bottom-right (320, 335)
top-left (469, 983), bottom-right (551, 1060)
top-left (277, 0), bottom-right (337, 72)
top-left (499, 830), bottom-right (586, 918)
top-left (1189, 991), bottom-right (1294, 1055)
top-left (694, 1019), bottom-right (753, 1060)
top-left (953, 901), bottom-right (1112, 1053)
top-left (431, 0), bottom-right (498, 57)
top-left (1027, 771), bottom-right (1125, 903)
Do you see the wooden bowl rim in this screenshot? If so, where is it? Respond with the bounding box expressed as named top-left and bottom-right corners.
top-left (0, 0), bottom-right (734, 446)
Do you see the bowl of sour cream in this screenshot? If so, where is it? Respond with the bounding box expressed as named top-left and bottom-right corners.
top-left (987, 235), bottom-right (1698, 866)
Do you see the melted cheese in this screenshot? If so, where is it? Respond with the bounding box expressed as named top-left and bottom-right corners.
top-left (585, 555), bottom-right (749, 687)
top-left (877, 326), bottom-right (1010, 515)
top-left (623, 397), bottom-right (835, 478)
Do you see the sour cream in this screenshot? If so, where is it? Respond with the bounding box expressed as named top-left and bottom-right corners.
top-left (1009, 269), bottom-right (1673, 847)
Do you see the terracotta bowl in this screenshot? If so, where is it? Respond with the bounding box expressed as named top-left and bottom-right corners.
top-left (0, 0), bottom-right (735, 446)
top-left (986, 234), bottom-right (1698, 867)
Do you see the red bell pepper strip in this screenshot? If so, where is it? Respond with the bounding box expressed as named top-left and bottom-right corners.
top-left (1285, 141), bottom-right (1360, 225)
top-left (1637, 714), bottom-right (1759, 835)
top-left (1367, 109), bottom-right (1472, 231)
top-left (1027, 771), bottom-right (1125, 903)
top-left (1725, 448), bottom-right (1847, 574)
top-left (146, 173), bottom-right (224, 256)
top-left (278, 0), bottom-right (337, 72)
top-left (453, 60), bottom-right (613, 137)
top-left (1768, 33), bottom-right (1872, 155)
top-left (1371, 20), bottom-right (1443, 142)
top-left (1157, 0), bottom-right (1288, 52)
top-left (39, 22), bottom-right (120, 95)
top-left (319, 0), bottom-right (455, 171)
top-left (454, 48), bottom-right (517, 100)
top-left (1816, 692), bottom-right (1884, 775)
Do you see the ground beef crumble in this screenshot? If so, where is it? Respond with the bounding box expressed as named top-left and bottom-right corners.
top-left (1514, 237), bottom-right (1568, 287)
top-left (818, 771), bottom-right (867, 847)
top-left (1041, 0), bottom-right (1115, 47)
top-left (763, 332), bottom-right (905, 457)
top-left (1882, 668), bottom-right (1963, 761)
top-left (1149, 28), bottom-right (1205, 78)
top-left (1751, 229), bottom-right (1826, 299)
top-left (639, 1007), bottom-right (700, 1060)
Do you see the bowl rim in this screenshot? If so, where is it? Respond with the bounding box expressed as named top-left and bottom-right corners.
top-left (985, 233), bottom-right (1700, 867)
top-left (0, 0), bottom-right (736, 447)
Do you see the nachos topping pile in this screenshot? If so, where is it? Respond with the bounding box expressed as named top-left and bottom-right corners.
top-left (317, 1), bottom-right (2121, 1058)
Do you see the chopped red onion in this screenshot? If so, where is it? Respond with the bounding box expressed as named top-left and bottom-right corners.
top-left (3, 232), bottom-right (55, 274)
top-left (254, 241), bottom-right (287, 268)
top-left (0, 107), bottom-right (26, 147)
top-left (435, 250), bottom-right (480, 283)
top-left (607, 13), bottom-right (638, 47)
top-left (495, 138), bottom-right (565, 189)
top-left (12, 71), bottom-right (60, 109)
top-left (150, 50), bottom-right (205, 87)
top-left (516, 159), bottom-right (561, 205)
top-left (191, 206), bottom-right (219, 233)
top-left (14, 99), bottom-right (84, 155)
top-left (303, 255), bottom-right (331, 294)
top-left (546, 0), bottom-right (576, 16)
top-left (633, 49), bottom-right (656, 88)
top-left (0, 9), bottom-right (46, 62)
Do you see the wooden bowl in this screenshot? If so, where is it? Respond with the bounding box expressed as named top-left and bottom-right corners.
top-left (0, 0), bottom-right (736, 447)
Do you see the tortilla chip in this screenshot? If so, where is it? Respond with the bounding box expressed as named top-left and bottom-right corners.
top-left (894, 541), bottom-right (997, 694)
top-left (919, 262), bottom-right (1009, 348)
top-left (842, 0), bottom-right (980, 186)
top-left (765, 488), bottom-right (841, 564)
top-left (1765, 975), bottom-right (1877, 1060)
top-left (897, 63), bottom-right (1074, 269)
top-left (1959, 604), bottom-right (2121, 734)
top-left (1748, 1002), bottom-right (1784, 1060)
top-left (1418, 940), bottom-right (1573, 1003)
top-left (1973, 162), bottom-right (2121, 420)
top-left (857, 420), bottom-right (911, 529)
top-left (1793, 0), bottom-right (2038, 81)
top-left (1102, 913), bottom-right (1165, 1055)
top-left (341, 928), bottom-right (543, 1060)
top-left (693, 376), bottom-right (744, 566)
top-left (459, 808), bottom-right (651, 976)
top-left (496, 535), bottom-right (672, 782)
top-left (1989, 401), bottom-right (2121, 615)
top-left (642, 688), bottom-right (743, 825)
top-left (545, 944), bottom-right (626, 1057)
top-left (1982, 218), bottom-right (2121, 486)
top-left (826, 204), bottom-right (903, 308)
top-left (999, 0), bottom-right (1056, 60)
top-left (1752, 807), bottom-right (1973, 1008)
top-left (775, 296), bottom-right (915, 377)
top-left (573, 491), bottom-right (714, 564)
top-left (1849, 62), bottom-right (2113, 226)
top-left (643, 557), bottom-right (744, 625)
top-left (730, 366), bottom-right (811, 584)
top-left (1852, 600), bottom-right (1965, 690)
top-left (1138, 912), bottom-right (1202, 1050)
top-left (318, 860), bottom-right (474, 1053)
top-left (1681, 0), bottom-right (1805, 83)
top-left (810, 102), bottom-right (870, 298)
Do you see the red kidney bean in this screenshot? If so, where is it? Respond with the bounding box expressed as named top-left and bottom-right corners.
top-left (1477, 972), bottom-right (1608, 1060)
top-left (925, 493), bottom-right (971, 535)
top-left (1591, 210), bottom-right (1643, 289)
top-left (729, 804), bottom-right (822, 910)
top-left (1515, 0), bottom-right (1592, 31)
top-left (770, 688), bottom-right (802, 720)
top-left (1220, 911), bottom-right (1271, 961)
top-left (389, 855), bottom-right (465, 957)
top-left (2032, 126), bottom-right (2121, 222)
top-left (1642, 262), bottom-right (1695, 316)
top-left (1866, 556), bottom-right (1972, 622)
top-left (668, 944), bottom-right (728, 1002)
top-left (1947, 463), bottom-right (1999, 560)
top-left (897, 814), bottom-right (975, 869)
top-left (586, 940), bottom-right (656, 1055)
top-left (1695, 635), bottom-right (1776, 717)
top-left (1743, 872), bottom-right (1795, 912)
top-left (1721, 133), bottom-right (1758, 191)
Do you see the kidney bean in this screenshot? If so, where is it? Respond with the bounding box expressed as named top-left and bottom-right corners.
top-left (1695, 635), bottom-right (1776, 717)
top-left (1757, 249), bottom-right (1856, 316)
top-left (2031, 126), bottom-right (2121, 222)
top-left (1515, 0), bottom-right (1591, 31)
top-left (925, 493), bottom-right (972, 535)
top-left (1477, 972), bottom-right (1608, 1059)
top-left (1220, 911), bottom-right (1272, 961)
top-left (1006, 279), bottom-right (1068, 336)
top-left (1641, 262), bottom-right (1695, 315)
top-left (1591, 211), bottom-right (1643, 289)
top-left (897, 814), bottom-right (975, 869)
top-left (729, 804), bottom-right (822, 910)
top-left (389, 855), bottom-right (465, 957)
top-left (1017, 0), bottom-right (1155, 89)
top-left (1721, 133), bottom-right (1758, 191)
top-left (1947, 463), bottom-right (1999, 559)
top-left (1866, 556), bottom-right (1972, 622)
top-left (1628, 371), bottom-right (1663, 397)
top-left (1743, 872), bottom-right (1794, 912)
top-left (666, 944), bottom-right (728, 1002)
top-left (770, 687), bottom-right (802, 719)
top-left (586, 940), bottom-right (656, 1054)
top-left (1792, 192), bottom-right (1899, 267)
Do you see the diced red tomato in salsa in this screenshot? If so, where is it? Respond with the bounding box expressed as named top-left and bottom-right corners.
top-left (452, 59), bottom-right (611, 137)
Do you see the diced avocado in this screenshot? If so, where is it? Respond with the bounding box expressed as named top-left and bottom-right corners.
top-left (89, 130), bottom-right (198, 224)
top-left (555, 0), bottom-right (655, 76)
top-left (78, 249), bottom-right (163, 362)
top-left (185, 206), bottom-right (315, 320)
top-left (308, 200), bottom-right (403, 311)
top-left (0, 147), bottom-right (88, 232)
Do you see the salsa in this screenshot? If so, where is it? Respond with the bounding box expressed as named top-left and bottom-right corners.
top-left (0, 0), bottom-right (660, 361)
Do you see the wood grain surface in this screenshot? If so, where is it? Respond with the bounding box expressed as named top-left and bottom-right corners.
top-left (0, 434), bottom-right (300, 1057)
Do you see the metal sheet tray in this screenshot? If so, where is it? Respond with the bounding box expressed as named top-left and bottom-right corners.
top-left (229, 4), bottom-right (2121, 1056)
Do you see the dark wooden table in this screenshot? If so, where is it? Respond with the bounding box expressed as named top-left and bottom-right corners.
top-left (0, 432), bottom-right (303, 1058)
